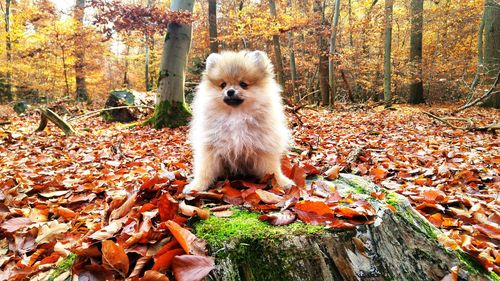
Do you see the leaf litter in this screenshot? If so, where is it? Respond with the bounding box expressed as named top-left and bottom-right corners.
top-left (0, 104), bottom-right (498, 279)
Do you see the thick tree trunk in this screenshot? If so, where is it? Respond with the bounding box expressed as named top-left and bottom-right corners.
top-left (209, 0), bottom-right (219, 54)
top-left (482, 0), bottom-right (500, 108)
top-left (3, 0), bottom-right (13, 103)
top-left (269, 0), bottom-right (286, 93)
top-left (409, 0), bottom-right (424, 104)
top-left (74, 0), bottom-right (89, 102)
top-left (150, 0), bottom-right (194, 129)
top-left (328, 0), bottom-right (341, 108)
top-left (123, 44), bottom-right (131, 88)
top-left (383, 0), bottom-right (393, 107)
top-left (195, 174), bottom-right (493, 281)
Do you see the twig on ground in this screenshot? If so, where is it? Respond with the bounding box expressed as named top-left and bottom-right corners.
top-left (422, 111), bottom-right (498, 132)
top-left (68, 105), bottom-right (154, 121)
top-left (455, 69), bottom-right (500, 113)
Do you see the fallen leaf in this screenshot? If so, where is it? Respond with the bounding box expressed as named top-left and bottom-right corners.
top-left (172, 255), bottom-right (215, 281)
top-left (259, 210), bottom-right (296, 226)
top-left (1, 217), bottom-right (32, 233)
top-left (165, 220), bottom-right (207, 256)
top-left (35, 221), bottom-right (70, 244)
top-left (102, 240), bottom-right (129, 278)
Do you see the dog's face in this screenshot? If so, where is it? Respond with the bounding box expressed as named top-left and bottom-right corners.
top-left (202, 51), bottom-right (275, 107)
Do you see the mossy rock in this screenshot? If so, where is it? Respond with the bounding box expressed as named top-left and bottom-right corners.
top-left (194, 174), bottom-right (496, 281)
top-left (103, 90), bottom-right (137, 123)
top-left (13, 101), bottom-right (28, 115)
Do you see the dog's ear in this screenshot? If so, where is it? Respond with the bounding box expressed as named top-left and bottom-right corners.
top-left (246, 50), bottom-right (273, 74)
top-left (206, 53), bottom-right (221, 70)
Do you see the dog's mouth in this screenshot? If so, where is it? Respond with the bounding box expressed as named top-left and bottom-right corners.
top-left (223, 97), bottom-right (244, 106)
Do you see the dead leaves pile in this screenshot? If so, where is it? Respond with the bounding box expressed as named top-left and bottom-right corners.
top-left (0, 104), bottom-right (498, 278)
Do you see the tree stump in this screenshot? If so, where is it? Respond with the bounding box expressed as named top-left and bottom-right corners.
top-left (193, 174), bottom-right (494, 281)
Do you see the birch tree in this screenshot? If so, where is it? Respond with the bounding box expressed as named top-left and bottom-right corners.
top-left (150, 0), bottom-right (194, 128)
top-left (409, 0), bottom-right (424, 104)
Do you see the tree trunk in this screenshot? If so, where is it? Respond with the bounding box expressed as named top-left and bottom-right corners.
top-left (316, 0), bottom-right (330, 106)
top-left (409, 0), bottom-right (424, 104)
top-left (145, 0), bottom-right (152, 92)
top-left (209, 0), bottom-right (219, 54)
top-left (348, 0), bottom-right (353, 47)
top-left (196, 174), bottom-right (493, 281)
top-left (328, 0), bottom-right (341, 109)
top-left (287, 0), bottom-right (298, 102)
top-left (150, 0), bottom-right (194, 129)
top-left (61, 47), bottom-right (70, 98)
top-left (269, 0), bottom-right (286, 93)
top-left (482, 0), bottom-right (500, 108)
top-left (74, 0), bottom-right (89, 102)
top-left (123, 43), bottom-right (131, 89)
top-left (3, 0), bottom-right (13, 103)
top-left (383, 0), bottom-right (393, 107)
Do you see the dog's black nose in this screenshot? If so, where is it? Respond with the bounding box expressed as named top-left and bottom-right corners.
top-left (227, 89), bottom-right (235, 97)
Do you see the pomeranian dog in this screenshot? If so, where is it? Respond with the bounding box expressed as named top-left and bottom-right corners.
top-left (183, 50), bottom-right (295, 194)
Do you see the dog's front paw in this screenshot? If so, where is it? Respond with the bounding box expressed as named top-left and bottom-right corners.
top-left (183, 181), bottom-right (209, 195)
top-left (276, 176), bottom-right (295, 190)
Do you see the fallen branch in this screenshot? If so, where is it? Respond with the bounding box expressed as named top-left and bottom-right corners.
top-left (36, 108), bottom-right (76, 135)
top-left (0, 121), bottom-right (12, 126)
top-left (423, 111), bottom-right (498, 132)
top-left (455, 69), bottom-right (500, 113)
top-left (68, 105), bottom-right (154, 121)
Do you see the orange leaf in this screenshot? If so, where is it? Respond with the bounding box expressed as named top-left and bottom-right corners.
top-left (165, 220), bottom-right (206, 256)
top-left (324, 165), bottom-right (341, 180)
top-left (54, 207), bottom-right (76, 220)
top-left (155, 239), bottom-right (181, 258)
top-left (370, 167), bottom-right (387, 180)
top-left (255, 189), bottom-right (283, 204)
top-left (101, 240), bottom-right (129, 278)
top-left (158, 193), bottom-right (179, 222)
top-left (141, 270), bottom-right (170, 281)
top-left (152, 248), bottom-right (185, 272)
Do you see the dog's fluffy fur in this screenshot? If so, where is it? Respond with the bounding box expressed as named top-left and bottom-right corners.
top-left (184, 50), bottom-right (294, 193)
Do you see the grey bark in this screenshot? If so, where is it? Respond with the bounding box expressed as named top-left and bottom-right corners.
top-left (157, 0), bottom-right (194, 104)
top-left (3, 0), bottom-right (12, 102)
top-left (151, 0), bottom-right (194, 128)
top-left (123, 43), bottom-right (131, 88)
top-left (201, 174), bottom-right (492, 281)
top-left (328, 0), bottom-right (341, 108)
top-left (383, 0), bottom-right (393, 107)
top-left (482, 0), bottom-right (500, 108)
top-left (269, 0), bottom-right (286, 92)
top-left (74, 0), bottom-right (89, 102)
top-left (409, 0), bottom-right (424, 104)
top-left (468, 11), bottom-right (486, 103)
top-left (209, 0), bottom-right (218, 53)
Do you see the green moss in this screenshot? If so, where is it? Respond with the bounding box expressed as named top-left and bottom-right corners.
top-left (385, 192), bottom-right (399, 207)
top-left (48, 253), bottom-right (77, 281)
top-left (147, 100), bottom-right (191, 129)
top-left (194, 208), bottom-right (324, 249)
top-left (193, 209), bottom-right (327, 281)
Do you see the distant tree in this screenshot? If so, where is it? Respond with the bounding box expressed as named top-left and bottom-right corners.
top-left (315, 0), bottom-right (330, 106)
top-left (328, 0), bottom-right (340, 108)
top-left (409, 0), bottom-right (424, 104)
top-left (482, 0), bottom-right (500, 108)
top-left (383, 0), bottom-right (393, 107)
top-left (269, 0), bottom-right (286, 93)
top-left (208, 0), bottom-right (218, 53)
top-left (74, 0), bottom-right (89, 102)
top-left (287, 0), bottom-right (297, 101)
top-left (150, 0), bottom-right (194, 129)
top-left (3, 0), bottom-right (13, 102)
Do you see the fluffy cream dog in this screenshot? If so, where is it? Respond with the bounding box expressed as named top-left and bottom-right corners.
top-left (184, 50), bottom-right (294, 194)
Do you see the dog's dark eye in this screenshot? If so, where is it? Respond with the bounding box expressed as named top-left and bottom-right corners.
top-left (240, 82), bottom-right (248, 89)
top-left (220, 82), bottom-right (226, 89)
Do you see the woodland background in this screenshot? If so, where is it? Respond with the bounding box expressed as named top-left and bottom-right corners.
top-left (0, 0), bottom-right (497, 108)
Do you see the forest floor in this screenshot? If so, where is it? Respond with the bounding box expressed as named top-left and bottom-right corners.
top-left (0, 103), bottom-right (498, 280)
